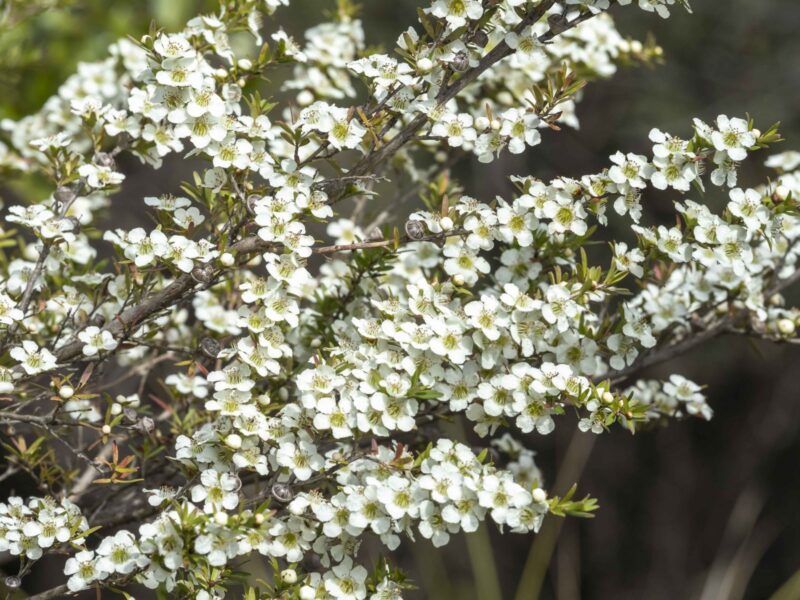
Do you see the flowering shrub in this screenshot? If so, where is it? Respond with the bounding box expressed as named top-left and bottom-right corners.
top-left (0, 0), bottom-right (798, 598)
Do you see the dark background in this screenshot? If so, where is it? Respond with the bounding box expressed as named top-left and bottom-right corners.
top-left (2, 1), bottom-right (800, 598)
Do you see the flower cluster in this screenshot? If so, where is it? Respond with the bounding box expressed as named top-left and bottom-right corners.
top-left (0, 497), bottom-right (88, 562)
top-left (1, 0), bottom-right (798, 598)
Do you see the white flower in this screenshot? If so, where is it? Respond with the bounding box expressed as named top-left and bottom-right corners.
top-left (478, 474), bottom-right (531, 525)
top-left (95, 530), bottom-right (146, 575)
top-left (65, 550), bottom-right (107, 592)
top-left (173, 206), bottom-right (206, 229)
top-left (324, 557), bottom-right (368, 600)
top-left (191, 470), bottom-right (241, 514)
top-left (464, 296), bottom-right (507, 341)
top-left (541, 285), bottom-right (578, 332)
top-left (608, 151), bottom-right (653, 189)
top-left (612, 242), bottom-right (645, 278)
top-left (0, 293), bottom-right (24, 325)
top-left (376, 475), bottom-right (420, 520)
top-left (77, 164), bottom-right (124, 189)
top-left (429, 318), bottom-right (472, 364)
top-left (275, 436), bottom-right (324, 481)
top-left (765, 151), bottom-right (800, 172)
top-left (727, 187), bottom-right (768, 231)
top-left (442, 241), bottom-right (490, 286)
top-left (326, 107), bottom-right (366, 150)
top-left (429, 0), bottom-right (483, 29)
top-left (78, 326), bottom-right (118, 357)
top-left (710, 115), bottom-right (756, 161)
top-left (144, 195), bottom-right (192, 212)
top-left (500, 108), bottom-right (541, 154)
top-left (432, 113), bottom-right (477, 148)
top-left (542, 195), bottom-right (588, 236)
top-left (10, 341), bottom-right (57, 375)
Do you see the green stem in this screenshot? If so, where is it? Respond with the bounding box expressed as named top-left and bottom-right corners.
top-left (465, 523), bottom-right (504, 600)
top-left (513, 432), bottom-right (597, 600)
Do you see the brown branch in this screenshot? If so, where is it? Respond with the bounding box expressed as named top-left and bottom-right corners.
top-left (54, 272), bottom-right (198, 365)
top-left (28, 583), bottom-right (70, 600)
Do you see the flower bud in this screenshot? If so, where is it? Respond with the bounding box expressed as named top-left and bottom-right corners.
top-left (297, 90), bottom-right (314, 107)
top-left (497, 91), bottom-right (513, 105)
top-left (417, 57), bottom-right (433, 72)
top-left (59, 385), bottom-right (74, 399)
top-left (102, 424), bottom-right (111, 435)
top-left (225, 433), bottom-right (242, 449)
top-left (214, 511), bottom-right (229, 525)
top-left (237, 58), bottom-right (253, 70)
top-left (602, 391), bottom-right (614, 404)
top-left (220, 252), bottom-right (235, 267)
top-left (777, 318), bottom-right (796, 336)
top-left (532, 488), bottom-right (547, 503)
top-left (300, 588), bottom-right (316, 600)
top-left (281, 568), bottom-right (298, 584)
top-left (475, 116), bottom-right (490, 130)
top-left (255, 512), bottom-right (265, 525)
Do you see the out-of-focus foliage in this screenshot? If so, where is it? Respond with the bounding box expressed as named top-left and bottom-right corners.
top-left (0, 0), bottom-right (213, 119)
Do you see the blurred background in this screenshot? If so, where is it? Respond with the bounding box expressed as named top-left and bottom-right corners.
top-left (2, 0), bottom-right (800, 598)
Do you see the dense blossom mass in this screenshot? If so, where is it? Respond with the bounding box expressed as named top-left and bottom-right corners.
top-left (0, 0), bottom-right (797, 598)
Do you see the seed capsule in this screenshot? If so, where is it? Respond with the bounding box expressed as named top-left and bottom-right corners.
top-left (199, 337), bottom-right (221, 358)
top-left (246, 194), bottom-right (262, 215)
top-left (271, 483), bottom-right (294, 503)
top-left (5, 576), bottom-right (21, 589)
top-left (94, 152), bottom-right (115, 169)
top-left (451, 51), bottom-right (469, 73)
top-left (404, 219), bottom-right (426, 240)
top-left (191, 265), bottom-right (215, 284)
top-left (139, 416), bottom-right (155, 433)
top-left (54, 186), bottom-right (75, 205)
